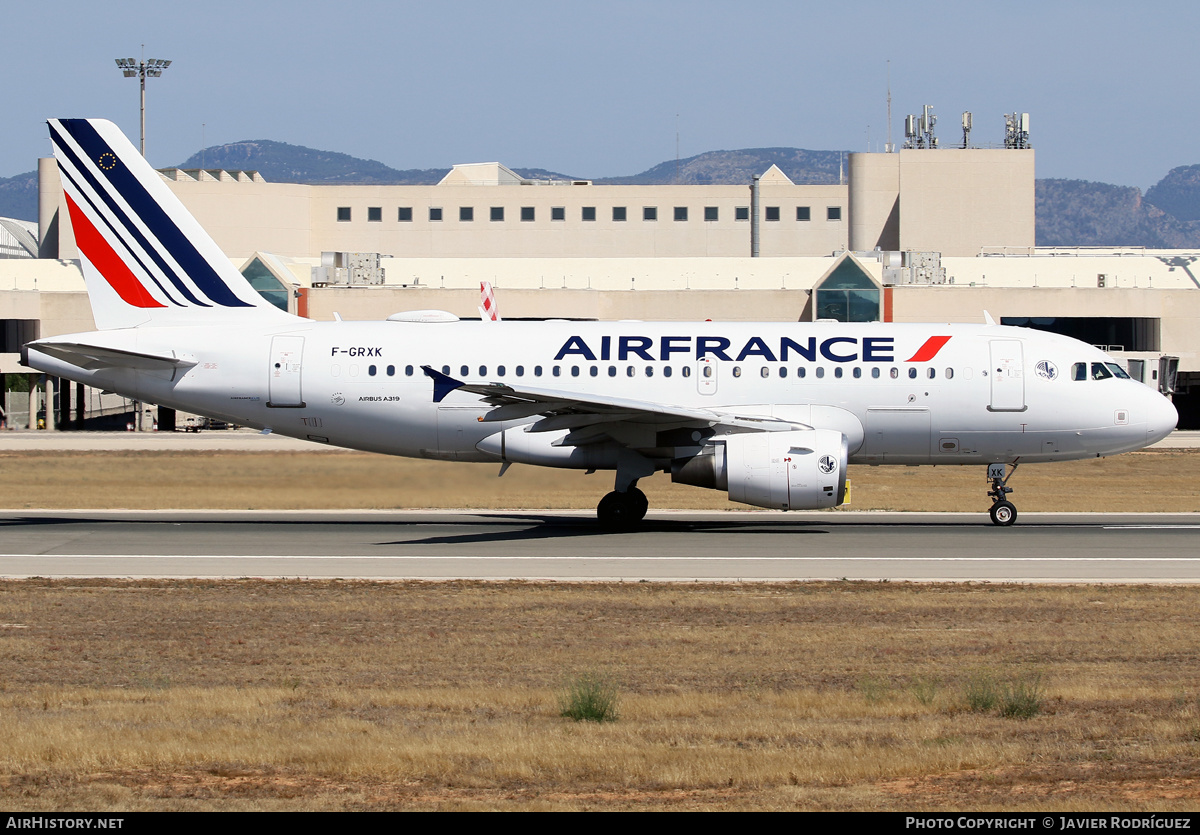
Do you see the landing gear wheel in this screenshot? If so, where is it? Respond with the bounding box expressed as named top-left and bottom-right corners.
top-left (597, 490), bottom-right (646, 530)
top-left (989, 500), bottom-right (1017, 527)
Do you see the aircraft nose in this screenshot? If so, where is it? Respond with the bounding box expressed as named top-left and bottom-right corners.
top-left (1145, 390), bottom-right (1179, 446)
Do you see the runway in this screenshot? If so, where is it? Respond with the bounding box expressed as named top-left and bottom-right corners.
top-left (1, 509), bottom-right (1198, 582)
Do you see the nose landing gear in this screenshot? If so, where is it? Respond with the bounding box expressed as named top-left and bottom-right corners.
top-left (987, 462), bottom-right (1019, 526)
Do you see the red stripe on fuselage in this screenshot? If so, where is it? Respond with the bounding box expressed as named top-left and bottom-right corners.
top-left (64, 192), bottom-right (166, 308)
top-left (905, 335), bottom-right (951, 362)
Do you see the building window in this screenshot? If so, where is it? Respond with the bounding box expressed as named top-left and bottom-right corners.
top-left (643, 206), bottom-right (657, 221)
top-left (429, 207), bottom-right (443, 221)
top-left (490, 207), bottom-right (504, 222)
top-left (674, 207), bottom-right (688, 221)
top-left (398, 207), bottom-right (413, 222)
top-left (735, 206), bottom-right (749, 221)
top-left (460, 207), bottom-right (474, 222)
top-left (827, 206), bottom-right (842, 221)
top-left (765, 206), bottom-right (780, 221)
top-left (367, 207), bottom-right (382, 222)
top-left (551, 207), bottom-right (565, 221)
top-left (612, 206), bottom-right (627, 222)
top-left (796, 206), bottom-right (811, 221)
top-left (704, 206), bottom-right (718, 221)
top-left (336, 207), bottom-right (351, 222)
top-left (520, 207), bottom-right (535, 222)
top-left (582, 206), bottom-right (596, 221)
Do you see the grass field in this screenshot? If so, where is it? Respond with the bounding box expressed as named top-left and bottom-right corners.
top-left (0, 447), bottom-right (1196, 512)
top-left (2, 580), bottom-right (1200, 811)
top-left (0, 448), bottom-right (1197, 810)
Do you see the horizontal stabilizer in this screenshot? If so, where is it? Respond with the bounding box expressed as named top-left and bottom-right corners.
top-left (28, 341), bottom-right (196, 372)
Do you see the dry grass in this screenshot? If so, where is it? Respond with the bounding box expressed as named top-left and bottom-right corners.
top-left (0, 448), bottom-right (1196, 511)
top-left (2, 580), bottom-right (1200, 810)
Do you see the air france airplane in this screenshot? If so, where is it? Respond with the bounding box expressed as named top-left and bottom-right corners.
top-left (24, 119), bottom-right (1179, 527)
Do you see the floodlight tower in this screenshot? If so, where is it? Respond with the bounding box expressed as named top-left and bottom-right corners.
top-left (114, 54), bottom-right (172, 157)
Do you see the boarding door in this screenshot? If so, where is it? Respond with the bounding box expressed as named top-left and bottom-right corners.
top-left (988, 339), bottom-right (1025, 412)
top-left (696, 357), bottom-right (717, 395)
top-left (268, 335), bottom-right (305, 408)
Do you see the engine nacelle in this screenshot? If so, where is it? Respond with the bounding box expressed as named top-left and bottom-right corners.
top-left (671, 429), bottom-right (848, 510)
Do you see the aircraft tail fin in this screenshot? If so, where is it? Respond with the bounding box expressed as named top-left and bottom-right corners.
top-left (48, 118), bottom-right (296, 330)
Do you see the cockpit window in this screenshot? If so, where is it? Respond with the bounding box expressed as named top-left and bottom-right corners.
top-left (1091, 362), bottom-right (1113, 380)
top-left (1072, 362), bottom-right (1087, 381)
top-left (1105, 363), bottom-right (1131, 379)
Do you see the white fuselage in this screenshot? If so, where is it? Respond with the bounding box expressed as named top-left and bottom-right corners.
top-left (28, 320), bottom-right (1178, 468)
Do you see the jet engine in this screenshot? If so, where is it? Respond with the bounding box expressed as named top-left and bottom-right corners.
top-left (671, 429), bottom-right (848, 510)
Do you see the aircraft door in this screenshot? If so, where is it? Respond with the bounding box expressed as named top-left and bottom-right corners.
top-left (988, 340), bottom-right (1025, 412)
top-left (697, 357), bottom-right (717, 395)
top-left (267, 335), bottom-right (305, 408)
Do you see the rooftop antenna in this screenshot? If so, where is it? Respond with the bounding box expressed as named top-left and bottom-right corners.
top-left (675, 113), bottom-right (680, 183)
top-left (961, 111), bottom-right (972, 149)
top-left (885, 59), bottom-right (894, 153)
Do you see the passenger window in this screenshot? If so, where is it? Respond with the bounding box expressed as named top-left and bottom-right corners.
top-left (440, 365), bottom-right (449, 375)
top-left (331, 364), bottom-right (341, 377)
top-left (890, 367), bottom-right (899, 379)
top-left (516, 366), bottom-right (524, 377)
top-left (682, 366), bottom-right (692, 378)
top-left (534, 366), bottom-right (543, 377)
top-left (779, 367), bottom-right (787, 378)
top-left (732, 366), bottom-right (742, 378)
top-left (761, 367), bottom-right (770, 378)
top-left (703, 366), bottom-right (713, 378)
top-left (816, 367), bottom-right (825, 379)
top-left (460, 365), bottom-right (469, 376)
top-left (834, 367), bottom-right (843, 379)
top-left (645, 366), bottom-right (653, 377)
top-left (797, 367), bottom-right (806, 379)
top-left (608, 366), bottom-right (617, 377)
top-left (498, 365), bottom-right (506, 377)
top-left (908, 367), bottom-right (918, 379)
top-left (589, 366), bottom-right (598, 377)
top-left (871, 367), bottom-right (880, 379)
top-left (927, 368), bottom-right (936, 379)
top-left (479, 366), bottom-right (487, 376)
top-left (852, 367), bottom-right (861, 379)
top-left (553, 366), bottom-right (561, 377)
top-left (571, 366), bottom-right (580, 377)
top-left (1073, 362), bottom-right (1087, 381)
top-left (369, 365), bottom-right (377, 376)
top-left (945, 368), bottom-right (953, 379)
top-left (405, 365), bottom-right (414, 376)
top-left (387, 365), bottom-right (395, 376)
top-left (664, 366), bottom-right (672, 378)
top-left (627, 366), bottom-right (635, 377)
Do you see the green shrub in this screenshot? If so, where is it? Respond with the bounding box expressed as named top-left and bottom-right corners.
top-left (559, 673), bottom-right (619, 723)
top-left (999, 673), bottom-right (1045, 719)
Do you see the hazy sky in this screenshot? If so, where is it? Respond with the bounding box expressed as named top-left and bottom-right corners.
top-left (4, 0), bottom-right (1196, 189)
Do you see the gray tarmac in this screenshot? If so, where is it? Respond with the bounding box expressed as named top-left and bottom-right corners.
top-left (1, 509), bottom-right (1197, 582)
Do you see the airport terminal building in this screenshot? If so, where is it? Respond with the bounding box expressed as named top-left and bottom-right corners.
top-left (3, 134), bottom-right (1198, 428)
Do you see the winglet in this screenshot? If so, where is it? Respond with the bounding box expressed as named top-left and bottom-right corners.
top-left (422, 365), bottom-right (465, 403)
top-left (983, 310), bottom-right (996, 326)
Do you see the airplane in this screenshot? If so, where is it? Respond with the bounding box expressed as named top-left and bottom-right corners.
top-left (23, 118), bottom-right (1179, 528)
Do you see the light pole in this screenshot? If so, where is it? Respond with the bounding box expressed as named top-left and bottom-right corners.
top-left (115, 55), bottom-right (171, 157)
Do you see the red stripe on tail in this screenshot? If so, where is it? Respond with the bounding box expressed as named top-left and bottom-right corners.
top-left (905, 335), bottom-right (951, 362)
top-left (64, 192), bottom-right (166, 309)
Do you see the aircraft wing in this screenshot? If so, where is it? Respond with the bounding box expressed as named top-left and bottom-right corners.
top-left (422, 365), bottom-right (806, 441)
top-left (27, 341), bottom-right (197, 373)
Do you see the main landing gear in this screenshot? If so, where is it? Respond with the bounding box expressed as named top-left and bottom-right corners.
top-left (597, 485), bottom-right (649, 529)
top-left (597, 449), bottom-right (656, 530)
top-left (987, 462), bottom-right (1019, 526)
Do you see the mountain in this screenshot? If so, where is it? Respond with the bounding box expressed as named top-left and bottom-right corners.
top-left (1144, 165), bottom-right (1200, 222)
top-left (176, 140), bottom-right (450, 185)
top-left (0, 171), bottom-right (37, 223)
top-left (594, 147), bottom-right (844, 185)
top-left (1037, 177), bottom-right (1200, 248)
